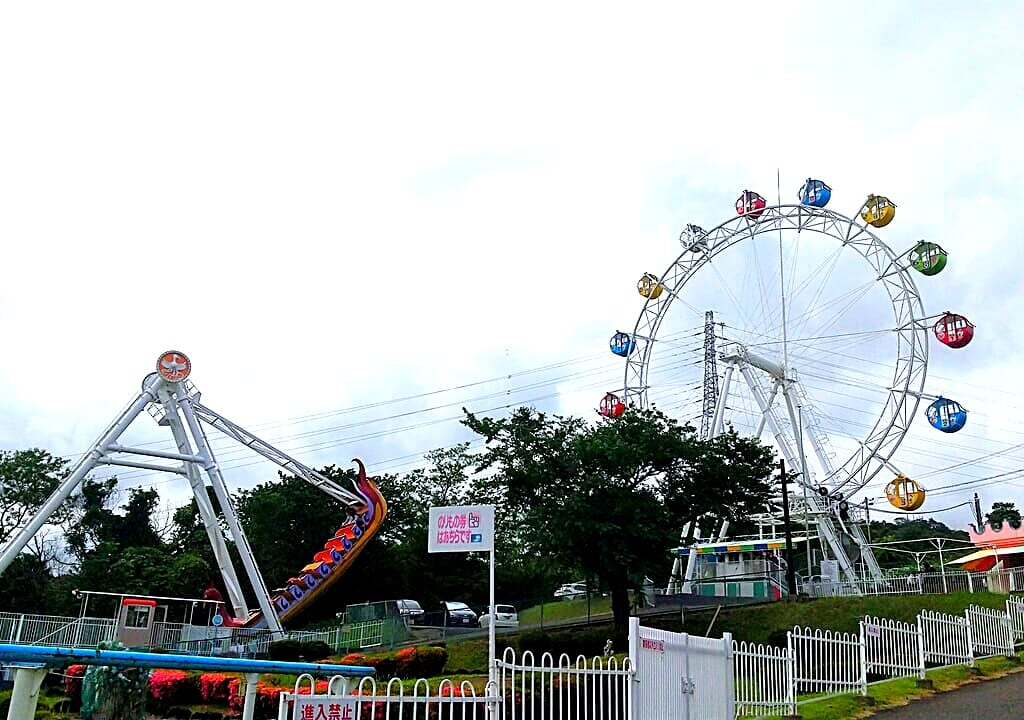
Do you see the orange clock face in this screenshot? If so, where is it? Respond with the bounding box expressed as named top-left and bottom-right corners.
top-left (157, 351), bottom-right (191, 382)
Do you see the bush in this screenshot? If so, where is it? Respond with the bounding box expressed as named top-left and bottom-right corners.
top-left (300, 640), bottom-right (332, 661)
top-left (268, 639), bottom-right (302, 662)
top-left (228, 681), bottom-right (286, 719)
top-left (63, 664), bottom-right (87, 709)
top-left (368, 655), bottom-right (397, 680)
top-left (149, 669), bottom-right (199, 707)
top-left (516, 630), bottom-right (551, 658)
top-left (394, 645), bottom-right (448, 679)
top-left (199, 673), bottom-right (238, 704)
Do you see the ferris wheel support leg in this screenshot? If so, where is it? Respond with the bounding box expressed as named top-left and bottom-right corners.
top-left (755, 381), bottom-right (782, 438)
top-left (0, 377), bottom-right (162, 576)
top-left (710, 365), bottom-right (735, 438)
top-left (155, 386), bottom-right (249, 619)
top-left (175, 393), bottom-right (284, 634)
top-left (667, 521), bottom-right (693, 594)
top-left (780, 387), bottom-right (860, 586)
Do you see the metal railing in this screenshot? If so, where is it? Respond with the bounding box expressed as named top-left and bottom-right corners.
top-left (279, 648), bottom-right (633, 720)
top-left (734, 598), bottom-right (1024, 714)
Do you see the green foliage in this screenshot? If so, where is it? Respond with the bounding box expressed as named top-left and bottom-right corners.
top-left (299, 640), bottom-right (332, 660)
top-left (462, 405), bottom-right (776, 629)
top-left (642, 591), bottom-right (1010, 646)
top-left (394, 645), bottom-right (448, 678)
top-left (866, 518), bottom-right (970, 570)
top-left (985, 501), bottom-right (1021, 529)
top-left (0, 448), bottom-right (70, 545)
top-left (267, 639), bottom-right (303, 661)
top-left (0, 553), bottom-right (51, 613)
top-left (516, 627), bottom-right (626, 659)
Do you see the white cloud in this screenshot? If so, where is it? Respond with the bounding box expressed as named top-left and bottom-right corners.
top-left (1, 1), bottom-right (1022, 552)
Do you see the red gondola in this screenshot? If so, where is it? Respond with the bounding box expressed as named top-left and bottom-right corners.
top-left (934, 312), bottom-right (974, 349)
top-left (735, 190), bottom-right (767, 219)
top-left (599, 392), bottom-right (626, 418)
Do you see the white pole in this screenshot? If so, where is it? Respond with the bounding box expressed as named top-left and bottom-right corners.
top-left (488, 547), bottom-right (496, 691)
top-left (9, 667), bottom-right (48, 720)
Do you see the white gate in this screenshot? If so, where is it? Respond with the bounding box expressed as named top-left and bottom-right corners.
top-left (629, 617), bottom-right (734, 720)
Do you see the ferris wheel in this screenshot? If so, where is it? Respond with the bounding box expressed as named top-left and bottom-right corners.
top-left (603, 178), bottom-right (975, 584)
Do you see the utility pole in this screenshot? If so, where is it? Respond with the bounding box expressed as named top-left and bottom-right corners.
top-left (699, 311), bottom-right (719, 440)
top-left (973, 493), bottom-right (984, 529)
top-left (779, 458), bottom-right (798, 597)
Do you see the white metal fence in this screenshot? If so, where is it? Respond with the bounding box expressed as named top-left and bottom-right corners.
top-left (280, 649), bottom-right (633, 720)
top-left (0, 613), bottom-right (115, 647)
top-left (966, 604), bottom-right (1014, 657)
top-left (789, 626), bottom-right (865, 697)
top-left (733, 641), bottom-right (793, 717)
top-left (735, 599), bottom-right (1024, 715)
top-left (918, 610), bottom-right (973, 668)
top-left (861, 615), bottom-right (922, 680)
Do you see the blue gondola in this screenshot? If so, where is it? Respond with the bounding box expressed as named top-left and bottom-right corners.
top-left (926, 397), bottom-right (967, 433)
top-left (609, 331), bottom-right (636, 357)
top-left (798, 178), bottom-right (831, 208)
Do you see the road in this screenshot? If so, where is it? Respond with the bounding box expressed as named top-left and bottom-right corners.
top-left (869, 672), bottom-right (1024, 719)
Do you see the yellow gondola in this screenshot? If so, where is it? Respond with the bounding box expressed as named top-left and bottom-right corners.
top-left (637, 273), bottom-right (665, 299)
top-left (885, 474), bottom-right (925, 511)
top-left (861, 194), bottom-right (897, 228)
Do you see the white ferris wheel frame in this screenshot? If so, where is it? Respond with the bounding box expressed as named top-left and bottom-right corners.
top-left (623, 203), bottom-right (929, 499)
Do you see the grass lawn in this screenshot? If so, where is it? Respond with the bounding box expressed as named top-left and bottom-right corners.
top-left (517, 595), bottom-right (613, 625)
top-left (645, 592), bottom-right (1011, 645)
top-left (773, 653), bottom-right (1024, 720)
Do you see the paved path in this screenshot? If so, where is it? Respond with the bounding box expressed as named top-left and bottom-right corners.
top-left (869, 671), bottom-right (1024, 718)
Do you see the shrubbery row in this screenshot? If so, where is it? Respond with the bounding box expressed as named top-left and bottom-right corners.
top-left (61, 644), bottom-right (449, 716)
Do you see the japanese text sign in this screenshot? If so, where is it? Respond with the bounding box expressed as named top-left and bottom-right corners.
top-left (427, 504), bottom-right (494, 553)
top-left (293, 697), bottom-right (359, 720)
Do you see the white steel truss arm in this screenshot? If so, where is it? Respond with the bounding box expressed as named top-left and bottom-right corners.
top-left (155, 385), bottom-right (249, 618)
top-left (0, 375), bottom-right (164, 575)
top-left (175, 394), bottom-right (283, 633)
top-left (192, 401), bottom-right (365, 509)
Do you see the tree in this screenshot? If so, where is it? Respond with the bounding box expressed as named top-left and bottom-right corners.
top-left (463, 406), bottom-right (777, 630)
top-left (866, 518), bottom-right (970, 570)
top-left (985, 502), bottom-right (1021, 529)
top-left (0, 448), bottom-right (71, 547)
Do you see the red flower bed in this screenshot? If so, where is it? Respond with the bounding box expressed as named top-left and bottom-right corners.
top-left (199, 672), bottom-right (238, 703)
top-left (149, 669), bottom-right (193, 705)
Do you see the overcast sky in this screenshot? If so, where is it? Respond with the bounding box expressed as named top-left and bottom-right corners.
top-left (1, 2), bottom-right (1021, 544)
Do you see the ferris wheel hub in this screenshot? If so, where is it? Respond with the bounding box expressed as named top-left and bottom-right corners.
top-left (720, 343), bottom-right (789, 382)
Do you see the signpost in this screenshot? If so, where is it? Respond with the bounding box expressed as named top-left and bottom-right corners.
top-left (427, 505), bottom-right (496, 691)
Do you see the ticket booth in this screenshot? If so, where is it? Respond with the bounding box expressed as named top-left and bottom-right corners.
top-left (117, 598), bottom-right (156, 648)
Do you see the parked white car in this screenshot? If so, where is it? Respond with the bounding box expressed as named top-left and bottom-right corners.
top-left (553, 582), bottom-right (587, 600)
top-left (479, 604), bottom-right (519, 628)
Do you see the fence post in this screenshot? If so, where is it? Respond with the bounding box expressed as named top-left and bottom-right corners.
top-left (858, 621), bottom-right (868, 696)
top-left (916, 614), bottom-right (926, 679)
top-left (965, 610), bottom-right (976, 665)
top-left (722, 631), bottom-right (736, 719)
top-left (1003, 613), bottom-right (1014, 656)
top-left (786, 629), bottom-right (797, 714)
top-left (14, 614), bottom-right (25, 644)
top-left (967, 574), bottom-right (974, 593)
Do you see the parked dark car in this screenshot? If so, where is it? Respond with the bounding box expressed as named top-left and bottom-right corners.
top-left (441, 600), bottom-right (479, 628)
top-left (396, 599), bottom-right (425, 625)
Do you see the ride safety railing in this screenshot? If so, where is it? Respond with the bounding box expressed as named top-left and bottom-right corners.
top-left (0, 612), bottom-right (115, 648)
top-left (0, 612), bottom-right (394, 657)
top-left (799, 566), bottom-right (1024, 598)
top-left (733, 597), bottom-right (1024, 716)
